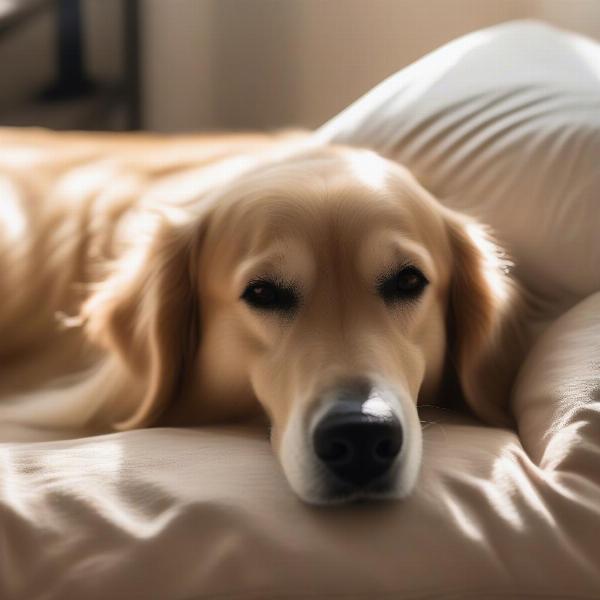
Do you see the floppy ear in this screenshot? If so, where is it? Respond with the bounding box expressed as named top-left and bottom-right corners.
top-left (444, 210), bottom-right (525, 427)
top-left (82, 210), bottom-right (204, 430)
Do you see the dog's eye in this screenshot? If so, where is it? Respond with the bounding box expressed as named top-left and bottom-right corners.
top-left (377, 266), bottom-right (429, 304)
top-left (241, 279), bottom-right (299, 312)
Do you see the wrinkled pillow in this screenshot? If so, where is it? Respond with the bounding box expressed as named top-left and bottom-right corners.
top-left (317, 20), bottom-right (600, 310)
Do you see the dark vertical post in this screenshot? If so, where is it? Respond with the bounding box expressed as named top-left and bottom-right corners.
top-left (43, 0), bottom-right (94, 99)
top-left (58, 0), bottom-right (85, 89)
top-left (123, 0), bottom-right (142, 130)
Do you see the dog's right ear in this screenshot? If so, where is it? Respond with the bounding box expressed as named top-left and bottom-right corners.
top-left (82, 206), bottom-right (209, 430)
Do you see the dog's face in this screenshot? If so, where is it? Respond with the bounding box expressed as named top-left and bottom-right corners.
top-left (86, 145), bottom-right (515, 505)
top-left (191, 149), bottom-right (452, 504)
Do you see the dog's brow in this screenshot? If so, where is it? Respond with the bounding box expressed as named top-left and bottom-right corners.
top-left (232, 241), bottom-right (313, 291)
top-left (387, 242), bottom-right (434, 275)
top-left (360, 234), bottom-right (436, 284)
top-left (235, 256), bottom-right (286, 287)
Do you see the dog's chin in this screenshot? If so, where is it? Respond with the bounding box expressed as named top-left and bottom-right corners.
top-left (280, 440), bottom-right (423, 505)
top-left (291, 467), bottom-right (419, 506)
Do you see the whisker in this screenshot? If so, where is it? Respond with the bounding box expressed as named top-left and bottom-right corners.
top-left (420, 419), bottom-right (450, 444)
top-left (418, 404), bottom-right (455, 412)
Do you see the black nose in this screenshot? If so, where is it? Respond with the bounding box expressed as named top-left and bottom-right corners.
top-left (313, 402), bottom-right (403, 487)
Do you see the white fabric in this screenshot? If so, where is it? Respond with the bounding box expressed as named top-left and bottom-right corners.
top-left (2, 20), bottom-right (600, 600)
top-left (317, 20), bottom-right (600, 313)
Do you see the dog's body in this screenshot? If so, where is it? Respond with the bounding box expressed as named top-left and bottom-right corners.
top-left (0, 129), bottom-right (280, 429)
top-left (0, 128), bottom-right (530, 503)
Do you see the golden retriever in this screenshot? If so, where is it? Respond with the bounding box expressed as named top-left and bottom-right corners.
top-left (0, 128), bottom-right (526, 504)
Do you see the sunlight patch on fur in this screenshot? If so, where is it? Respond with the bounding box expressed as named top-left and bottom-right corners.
top-left (0, 176), bottom-right (26, 241)
top-left (344, 151), bottom-right (388, 190)
top-left (0, 144), bottom-right (44, 168)
top-left (56, 160), bottom-right (119, 200)
top-left (464, 221), bottom-right (512, 305)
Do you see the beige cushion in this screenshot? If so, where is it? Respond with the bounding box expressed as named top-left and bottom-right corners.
top-left (2, 20), bottom-right (600, 599)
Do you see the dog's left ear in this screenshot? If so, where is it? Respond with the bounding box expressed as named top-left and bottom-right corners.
top-left (82, 209), bottom-right (206, 430)
top-left (443, 209), bottom-right (525, 427)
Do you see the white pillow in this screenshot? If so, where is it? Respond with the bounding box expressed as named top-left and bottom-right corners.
top-left (316, 20), bottom-right (600, 311)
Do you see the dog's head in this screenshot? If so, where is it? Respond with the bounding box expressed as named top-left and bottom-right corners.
top-left (85, 144), bottom-right (517, 504)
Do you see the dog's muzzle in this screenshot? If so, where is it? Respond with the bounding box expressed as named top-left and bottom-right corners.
top-left (280, 376), bottom-right (420, 505)
top-left (313, 400), bottom-right (402, 487)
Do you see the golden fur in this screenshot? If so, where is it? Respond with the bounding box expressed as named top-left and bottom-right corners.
top-left (0, 128), bottom-right (528, 500)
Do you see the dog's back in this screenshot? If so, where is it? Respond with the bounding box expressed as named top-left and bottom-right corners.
top-left (0, 129), bottom-right (277, 409)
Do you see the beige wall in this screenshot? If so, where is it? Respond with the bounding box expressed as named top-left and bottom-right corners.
top-left (142, 0), bottom-right (215, 133)
top-left (141, 0), bottom-right (600, 132)
top-left (1, 1), bottom-right (598, 131)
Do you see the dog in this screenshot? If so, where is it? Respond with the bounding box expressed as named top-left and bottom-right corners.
top-left (0, 129), bottom-right (527, 504)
